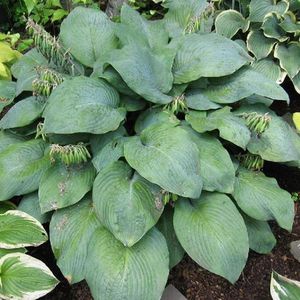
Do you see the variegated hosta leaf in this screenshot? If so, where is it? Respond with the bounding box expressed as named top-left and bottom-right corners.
top-left (0, 97), bottom-right (44, 129)
top-left (0, 80), bottom-right (15, 113)
top-left (18, 193), bottom-right (51, 224)
top-left (186, 107), bottom-right (251, 149)
top-left (215, 10), bottom-right (250, 39)
top-left (271, 271), bottom-right (300, 300)
top-left (93, 161), bottom-right (164, 247)
top-left (0, 248), bottom-right (26, 258)
top-left (262, 13), bottom-right (288, 42)
top-left (39, 162), bottom-right (96, 213)
top-left (174, 193), bottom-right (249, 283)
top-left (0, 139), bottom-right (50, 201)
top-left (60, 7), bottom-right (117, 67)
top-left (243, 214), bottom-right (276, 254)
top-left (247, 30), bottom-right (277, 60)
top-left (124, 123), bottom-right (203, 198)
top-left (43, 76), bottom-right (125, 134)
top-left (249, 0), bottom-right (289, 22)
top-left (188, 67), bottom-right (289, 104)
top-left (85, 227), bottom-right (169, 300)
top-left (173, 33), bottom-right (251, 84)
top-left (251, 58), bottom-right (286, 84)
top-left (156, 207), bottom-right (185, 269)
top-left (279, 12), bottom-right (300, 34)
top-left (233, 167), bottom-right (294, 231)
top-left (50, 197), bottom-right (101, 284)
top-left (0, 210), bottom-right (47, 249)
top-left (0, 130), bottom-right (26, 153)
top-left (0, 253), bottom-right (58, 300)
top-left (274, 43), bottom-right (300, 78)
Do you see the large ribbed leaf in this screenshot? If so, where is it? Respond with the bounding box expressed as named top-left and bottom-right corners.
top-left (50, 197), bottom-right (101, 284)
top-left (174, 193), bottom-right (249, 283)
top-left (0, 248), bottom-right (26, 259)
top-left (0, 80), bottom-right (15, 113)
top-left (39, 162), bottom-right (96, 213)
top-left (0, 210), bottom-right (47, 249)
top-left (0, 97), bottom-right (44, 129)
top-left (173, 33), bottom-right (251, 84)
top-left (0, 131), bottom-right (26, 153)
top-left (85, 227), bottom-right (169, 300)
top-left (185, 89), bottom-right (221, 111)
top-left (93, 161), bottom-right (164, 247)
top-left (124, 123), bottom-right (202, 198)
top-left (0, 139), bottom-right (49, 201)
top-left (60, 7), bottom-right (117, 67)
top-left (233, 168), bottom-right (294, 231)
top-left (43, 76), bottom-right (125, 134)
top-left (271, 272), bottom-right (300, 300)
top-left (262, 13), bottom-right (288, 42)
top-left (0, 253), bottom-right (58, 300)
top-left (186, 107), bottom-right (251, 149)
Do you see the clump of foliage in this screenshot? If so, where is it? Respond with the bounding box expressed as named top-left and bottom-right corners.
top-left (214, 0), bottom-right (300, 93)
top-left (0, 0), bottom-right (299, 298)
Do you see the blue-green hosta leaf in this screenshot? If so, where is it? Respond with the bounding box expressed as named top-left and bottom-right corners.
top-left (292, 72), bottom-right (300, 94)
top-left (233, 168), bottom-right (294, 231)
top-left (85, 227), bottom-right (169, 300)
top-left (249, 0), bottom-right (289, 22)
top-left (274, 43), bottom-right (300, 78)
top-left (156, 207), bottom-right (185, 269)
top-left (93, 161), bottom-right (164, 247)
top-left (60, 7), bottom-right (117, 67)
top-left (108, 44), bottom-right (174, 104)
top-left (184, 89), bottom-right (221, 111)
top-left (0, 130), bottom-right (26, 153)
top-left (271, 271), bottom-right (300, 300)
top-left (120, 96), bottom-right (146, 112)
top-left (43, 76), bottom-right (125, 134)
top-left (247, 30), bottom-right (277, 60)
top-left (0, 253), bottom-right (58, 300)
top-left (215, 10), bottom-right (250, 39)
top-left (0, 210), bottom-right (47, 249)
top-left (0, 139), bottom-right (50, 201)
top-left (0, 80), bottom-right (15, 113)
top-left (174, 193), bottom-right (249, 283)
top-left (39, 162), bottom-right (96, 213)
top-left (173, 33), bottom-right (251, 84)
top-left (189, 67), bottom-right (289, 104)
top-left (262, 13), bottom-right (288, 42)
top-left (0, 201), bottom-right (16, 213)
top-left (124, 123), bottom-right (202, 198)
top-left (50, 197), bottom-right (101, 284)
top-left (186, 107), bottom-right (251, 149)
top-left (0, 248), bottom-right (26, 259)
top-left (243, 214), bottom-right (276, 254)
top-left (18, 193), bottom-right (51, 224)
top-left (0, 97), bottom-right (44, 129)
top-left (279, 12), bottom-right (300, 34)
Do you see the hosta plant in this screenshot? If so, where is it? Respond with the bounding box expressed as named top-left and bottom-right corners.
top-left (0, 0), bottom-right (299, 299)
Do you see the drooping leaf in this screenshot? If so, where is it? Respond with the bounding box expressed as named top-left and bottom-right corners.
top-left (262, 13), bottom-right (288, 42)
top-left (0, 210), bottom-right (47, 249)
top-left (43, 76), bottom-right (125, 134)
top-left (233, 167), bottom-right (294, 231)
top-left (50, 197), bottom-right (101, 284)
top-left (93, 161), bottom-right (164, 247)
top-left (85, 227), bottom-right (169, 300)
top-left (174, 193), bottom-right (249, 283)
top-left (124, 123), bottom-right (202, 198)
top-left (184, 89), bottom-right (221, 111)
top-left (0, 80), bottom-right (16, 113)
top-left (0, 253), bottom-right (58, 300)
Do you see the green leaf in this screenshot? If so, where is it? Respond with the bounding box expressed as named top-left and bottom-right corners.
top-left (292, 72), bottom-right (300, 94)
top-left (0, 201), bottom-right (16, 214)
top-left (39, 162), bottom-right (96, 213)
top-left (271, 271), bottom-right (300, 300)
top-left (124, 123), bottom-right (202, 198)
top-left (50, 196), bottom-right (101, 284)
top-left (0, 130), bottom-right (26, 153)
top-left (249, 0), bottom-right (289, 22)
top-left (262, 13), bottom-right (288, 42)
top-left (0, 139), bottom-right (50, 201)
top-left (233, 168), bottom-right (294, 231)
top-left (23, 0), bottom-right (38, 13)
top-left (185, 89), bottom-right (221, 111)
top-left (43, 76), bottom-right (125, 134)
top-left (173, 33), bottom-right (251, 84)
top-left (243, 214), bottom-right (276, 254)
top-left (279, 12), bottom-right (300, 34)
top-left (186, 107), bottom-right (251, 149)
top-left (174, 193), bottom-right (249, 283)
top-left (0, 80), bottom-right (16, 113)
top-left (0, 253), bottom-right (58, 300)
top-left (93, 161), bottom-right (164, 247)
top-left (51, 9), bottom-right (68, 22)
top-left (85, 227), bottom-right (169, 300)
top-left (60, 7), bottom-right (117, 67)
top-left (247, 30), bottom-right (277, 60)
top-left (0, 97), bottom-right (44, 129)
top-left (156, 207), bottom-right (184, 268)
top-left (120, 96), bottom-right (146, 112)
top-left (0, 248), bottom-right (26, 259)
top-left (18, 193), bottom-right (51, 224)
top-left (0, 210), bottom-right (47, 249)
top-left (215, 10), bottom-right (250, 39)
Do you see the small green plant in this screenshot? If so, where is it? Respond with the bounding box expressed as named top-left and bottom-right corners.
top-left (0, 1), bottom-right (299, 299)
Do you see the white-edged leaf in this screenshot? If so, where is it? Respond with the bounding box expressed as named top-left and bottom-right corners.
top-left (262, 13), bottom-right (288, 42)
